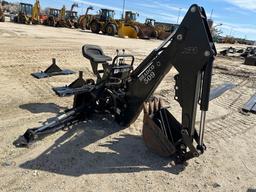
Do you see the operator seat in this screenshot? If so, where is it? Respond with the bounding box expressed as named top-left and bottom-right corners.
top-left (82, 44), bottom-right (112, 81)
top-left (82, 44), bottom-right (112, 64)
top-left (82, 44), bottom-right (133, 86)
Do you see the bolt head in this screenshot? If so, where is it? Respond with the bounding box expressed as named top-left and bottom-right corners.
top-left (193, 152), bottom-right (199, 157)
top-left (177, 34), bottom-right (183, 40)
top-left (204, 50), bottom-right (211, 57)
top-left (191, 6), bottom-right (196, 13)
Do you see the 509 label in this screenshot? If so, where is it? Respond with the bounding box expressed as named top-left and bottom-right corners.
top-left (139, 64), bottom-right (156, 84)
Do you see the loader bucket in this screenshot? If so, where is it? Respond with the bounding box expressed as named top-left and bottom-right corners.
top-left (118, 23), bottom-right (138, 38)
top-left (142, 99), bottom-right (182, 157)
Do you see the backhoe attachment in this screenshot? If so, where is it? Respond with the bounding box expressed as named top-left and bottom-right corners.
top-left (15, 4), bottom-right (216, 163)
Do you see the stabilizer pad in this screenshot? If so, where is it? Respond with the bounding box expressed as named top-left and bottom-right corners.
top-left (32, 69), bottom-right (75, 79)
top-left (242, 93), bottom-right (256, 114)
top-left (209, 83), bottom-right (236, 101)
top-left (31, 58), bottom-right (75, 79)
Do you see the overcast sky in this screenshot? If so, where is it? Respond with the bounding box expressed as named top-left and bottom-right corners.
top-left (8, 0), bottom-right (256, 40)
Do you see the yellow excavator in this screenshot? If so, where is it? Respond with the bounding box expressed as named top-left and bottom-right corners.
top-left (31, 0), bottom-right (40, 24)
top-left (13, 0), bottom-right (40, 24)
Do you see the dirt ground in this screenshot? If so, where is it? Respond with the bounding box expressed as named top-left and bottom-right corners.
top-left (0, 22), bottom-right (256, 192)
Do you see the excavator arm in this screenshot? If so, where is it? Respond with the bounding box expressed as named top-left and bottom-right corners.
top-left (116, 4), bottom-right (215, 126)
top-left (32, 0), bottom-right (40, 24)
top-left (14, 4), bottom-right (216, 162)
top-left (115, 4), bottom-right (215, 161)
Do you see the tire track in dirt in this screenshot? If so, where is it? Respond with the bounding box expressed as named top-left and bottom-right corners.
top-left (206, 68), bottom-right (256, 142)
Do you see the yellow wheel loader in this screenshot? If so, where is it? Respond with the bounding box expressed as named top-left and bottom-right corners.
top-left (136, 18), bottom-right (158, 39)
top-left (78, 6), bottom-right (94, 30)
top-left (90, 9), bottom-right (118, 36)
top-left (117, 12), bottom-right (156, 39)
top-left (117, 11), bottom-right (138, 38)
top-left (43, 8), bottom-right (60, 27)
top-left (55, 5), bottom-right (66, 27)
top-left (65, 3), bottom-right (79, 28)
top-left (31, 0), bottom-right (40, 24)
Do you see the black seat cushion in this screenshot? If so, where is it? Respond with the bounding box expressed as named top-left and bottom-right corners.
top-left (82, 44), bottom-right (112, 63)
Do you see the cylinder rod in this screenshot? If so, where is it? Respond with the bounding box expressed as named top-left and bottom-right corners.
top-left (199, 110), bottom-right (206, 146)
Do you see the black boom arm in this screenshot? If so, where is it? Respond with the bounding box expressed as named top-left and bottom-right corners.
top-left (116, 5), bottom-right (216, 160)
top-left (116, 4), bottom-right (216, 128)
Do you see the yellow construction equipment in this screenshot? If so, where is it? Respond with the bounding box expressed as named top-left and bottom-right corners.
top-left (79, 6), bottom-right (94, 30)
top-left (0, 5), bottom-right (5, 22)
top-left (65, 3), bottom-right (79, 28)
top-left (13, 3), bottom-right (33, 24)
top-left (89, 8), bottom-right (119, 36)
top-left (117, 11), bottom-right (138, 38)
top-left (118, 22), bottom-right (138, 38)
top-left (42, 8), bottom-right (60, 27)
top-left (56, 5), bottom-right (66, 27)
top-left (117, 12), bottom-right (157, 39)
top-left (31, 0), bottom-right (40, 24)
top-left (137, 18), bottom-right (158, 39)
top-left (13, 0), bottom-right (40, 24)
